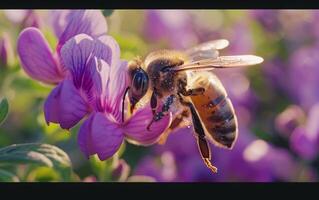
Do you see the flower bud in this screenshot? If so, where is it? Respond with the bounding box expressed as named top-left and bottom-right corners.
top-left (112, 159), bottom-right (130, 182)
top-left (0, 33), bottom-right (13, 67)
top-left (275, 105), bottom-right (306, 138)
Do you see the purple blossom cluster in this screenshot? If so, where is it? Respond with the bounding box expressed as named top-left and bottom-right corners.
top-left (253, 10), bottom-right (319, 163)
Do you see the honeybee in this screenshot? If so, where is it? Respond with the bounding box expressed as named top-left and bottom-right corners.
top-left (122, 39), bottom-right (263, 173)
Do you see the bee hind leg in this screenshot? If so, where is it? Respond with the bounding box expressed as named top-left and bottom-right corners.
top-left (198, 136), bottom-right (218, 173)
top-left (185, 99), bottom-right (218, 174)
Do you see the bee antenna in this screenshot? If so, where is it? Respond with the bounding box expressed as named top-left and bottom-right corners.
top-left (122, 87), bottom-right (130, 123)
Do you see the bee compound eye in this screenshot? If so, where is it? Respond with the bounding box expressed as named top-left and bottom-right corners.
top-left (131, 69), bottom-right (149, 99)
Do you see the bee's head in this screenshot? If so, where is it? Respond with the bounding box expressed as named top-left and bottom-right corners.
top-left (127, 58), bottom-right (149, 113)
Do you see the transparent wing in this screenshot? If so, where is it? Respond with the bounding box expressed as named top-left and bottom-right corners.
top-left (185, 39), bottom-right (230, 54)
top-left (173, 55), bottom-right (264, 72)
top-left (185, 39), bottom-right (229, 62)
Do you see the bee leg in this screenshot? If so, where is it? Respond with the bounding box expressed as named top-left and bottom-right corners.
top-left (150, 88), bottom-right (158, 115)
top-left (122, 87), bottom-right (130, 123)
top-left (181, 87), bottom-right (205, 96)
top-left (147, 94), bottom-right (175, 131)
top-left (158, 109), bottom-right (190, 144)
top-left (182, 98), bottom-right (218, 174)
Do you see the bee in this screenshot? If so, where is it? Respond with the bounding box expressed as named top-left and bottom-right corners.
top-left (122, 39), bottom-right (263, 173)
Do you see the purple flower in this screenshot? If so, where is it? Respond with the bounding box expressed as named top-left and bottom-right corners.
top-left (44, 34), bottom-right (171, 160)
top-left (0, 33), bottom-right (13, 67)
top-left (226, 22), bottom-right (254, 55)
top-left (262, 59), bottom-right (288, 93)
top-left (275, 105), bottom-right (306, 138)
top-left (288, 45), bottom-right (319, 111)
top-left (17, 10), bottom-right (107, 85)
top-left (144, 10), bottom-right (197, 49)
top-left (112, 159), bottom-right (131, 182)
top-left (17, 10), bottom-right (171, 161)
top-left (290, 103), bottom-right (319, 160)
top-left (3, 10), bottom-right (40, 28)
top-left (250, 10), bottom-right (281, 32)
top-left (134, 151), bottom-right (177, 182)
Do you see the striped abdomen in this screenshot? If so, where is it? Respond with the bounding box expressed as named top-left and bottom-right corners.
top-left (188, 72), bottom-right (238, 149)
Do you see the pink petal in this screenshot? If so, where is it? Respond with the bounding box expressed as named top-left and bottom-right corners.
top-left (50, 10), bottom-right (72, 39)
top-left (60, 34), bottom-right (112, 108)
top-left (57, 10), bottom-right (107, 51)
top-left (0, 33), bottom-right (12, 66)
top-left (123, 105), bottom-right (172, 146)
top-left (290, 127), bottom-right (318, 160)
top-left (4, 10), bottom-right (28, 23)
top-left (78, 114), bottom-right (96, 158)
top-left (78, 112), bottom-right (124, 160)
top-left (44, 79), bottom-right (89, 129)
top-left (98, 35), bottom-right (120, 67)
top-left (17, 27), bottom-right (65, 84)
top-left (106, 60), bottom-right (129, 122)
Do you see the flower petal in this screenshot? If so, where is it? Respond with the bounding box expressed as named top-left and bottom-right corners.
top-left (57, 10), bottom-right (107, 51)
top-left (21, 10), bottom-right (41, 28)
top-left (0, 33), bottom-right (12, 66)
top-left (78, 112), bottom-right (124, 160)
top-left (17, 27), bottom-right (65, 84)
top-left (60, 34), bottom-right (112, 105)
top-left (50, 10), bottom-right (72, 39)
top-left (98, 35), bottom-right (120, 67)
top-left (44, 79), bottom-right (89, 129)
top-left (123, 105), bottom-right (172, 146)
top-left (4, 10), bottom-right (28, 23)
top-left (106, 60), bottom-right (129, 122)
top-left (60, 34), bottom-right (95, 91)
top-left (290, 127), bottom-right (318, 160)
top-left (78, 114), bottom-right (96, 158)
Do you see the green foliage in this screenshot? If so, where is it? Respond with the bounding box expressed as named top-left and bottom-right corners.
top-left (0, 168), bottom-right (19, 182)
top-left (0, 98), bottom-right (9, 126)
top-left (0, 143), bottom-right (73, 181)
top-left (103, 10), bottom-right (114, 17)
top-left (89, 142), bottom-right (126, 181)
top-left (112, 33), bottom-right (147, 60)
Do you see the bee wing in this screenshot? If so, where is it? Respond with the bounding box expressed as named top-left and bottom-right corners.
top-left (186, 39), bottom-right (230, 54)
top-left (173, 55), bottom-right (264, 72)
top-left (185, 39), bottom-right (230, 62)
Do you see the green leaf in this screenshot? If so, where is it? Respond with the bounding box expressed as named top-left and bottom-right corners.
top-left (26, 167), bottom-right (61, 182)
top-left (90, 155), bottom-right (115, 181)
top-left (0, 98), bottom-right (9, 125)
top-left (0, 143), bottom-right (73, 181)
top-left (0, 169), bottom-right (19, 182)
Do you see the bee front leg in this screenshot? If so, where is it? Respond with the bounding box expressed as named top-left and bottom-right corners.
top-left (147, 94), bottom-right (175, 131)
